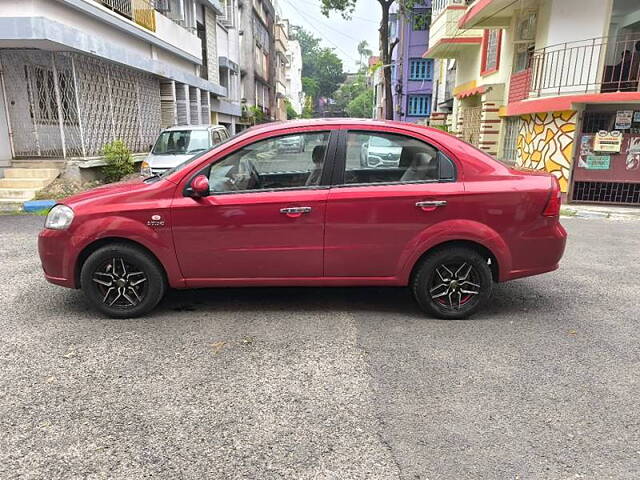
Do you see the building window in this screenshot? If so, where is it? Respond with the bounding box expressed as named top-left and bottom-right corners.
top-left (500, 117), bottom-right (520, 163)
top-left (481, 29), bottom-right (502, 75)
top-left (407, 95), bottom-right (431, 117)
top-left (409, 58), bottom-right (433, 81)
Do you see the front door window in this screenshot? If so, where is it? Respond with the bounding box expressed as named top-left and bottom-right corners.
top-left (208, 131), bottom-right (330, 193)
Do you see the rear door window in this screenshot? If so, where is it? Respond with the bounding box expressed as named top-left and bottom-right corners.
top-left (342, 131), bottom-right (455, 185)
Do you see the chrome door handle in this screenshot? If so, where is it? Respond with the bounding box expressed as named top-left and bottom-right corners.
top-left (416, 200), bottom-right (447, 208)
top-left (280, 206), bottom-right (312, 215)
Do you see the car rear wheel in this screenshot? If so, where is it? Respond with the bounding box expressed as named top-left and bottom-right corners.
top-left (411, 247), bottom-right (493, 320)
top-left (80, 243), bottom-right (166, 318)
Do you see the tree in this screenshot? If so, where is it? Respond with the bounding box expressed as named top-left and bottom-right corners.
top-left (320, 0), bottom-right (424, 120)
top-left (334, 72), bottom-right (367, 114)
top-left (357, 40), bottom-right (373, 71)
top-left (291, 26), bottom-right (345, 99)
top-left (285, 99), bottom-right (298, 120)
top-left (346, 88), bottom-right (374, 118)
top-left (302, 77), bottom-right (320, 99)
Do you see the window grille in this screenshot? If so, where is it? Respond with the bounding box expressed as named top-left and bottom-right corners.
top-left (500, 117), bottom-right (519, 163)
top-left (409, 58), bottom-right (433, 81)
top-left (407, 95), bottom-right (431, 116)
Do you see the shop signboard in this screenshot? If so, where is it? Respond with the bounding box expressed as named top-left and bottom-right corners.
top-left (615, 110), bottom-right (633, 130)
top-left (584, 155), bottom-right (610, 170)
top-left (593, 130), bottom-right (623, 153)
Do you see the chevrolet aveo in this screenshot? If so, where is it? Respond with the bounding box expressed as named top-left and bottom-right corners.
top-left (38, 119), bottom-right (567, 319)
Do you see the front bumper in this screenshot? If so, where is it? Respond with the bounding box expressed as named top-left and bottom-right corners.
top-left (38, 229), bottom-right (77, 288)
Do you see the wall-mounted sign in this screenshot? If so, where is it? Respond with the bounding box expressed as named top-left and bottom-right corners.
top-left (615, 110), bottom-right (633, 129)
top-left (633, 111), bottom-right (640, 123)
top-left (585, 155), bottom-right (611, 170)
top-left (593, 130), bottom-right (623, 153)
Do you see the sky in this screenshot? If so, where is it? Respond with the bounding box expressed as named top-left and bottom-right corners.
top-left (276, 0), bottom-right (382, 72)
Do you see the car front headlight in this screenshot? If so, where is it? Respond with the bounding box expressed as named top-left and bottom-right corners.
top-left (140, 160), bottom-right (152, 177)
top-left (45, 204), bottom-right (75, 230)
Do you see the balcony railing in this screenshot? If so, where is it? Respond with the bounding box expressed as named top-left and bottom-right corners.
top-left (432, 0), bottom-right (473, 18)
top-left (98, 0), bottom-right (156, 31)
top-left (526, 34), bottom-right (640, 99)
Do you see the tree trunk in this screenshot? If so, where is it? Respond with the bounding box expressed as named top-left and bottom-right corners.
top-left (379, 0), bottom-right (394, 120)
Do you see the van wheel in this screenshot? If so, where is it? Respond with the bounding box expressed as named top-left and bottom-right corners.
top-left (80, 243), bottom-right (166, 318)
top-left (411, 247), bottom-right (493, 320)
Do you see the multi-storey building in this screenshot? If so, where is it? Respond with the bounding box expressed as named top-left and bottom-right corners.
top-left (0, 0), bottom-right (233, 203)
top-left (239, 0), bottom-right (276, 125)
top-left (274, 17), bottom-right (289, 121)
top-left (0, 0), bottom-right (230, 161)
top-left (285, 38), bottom-right (303, 116)
top-left (389, 1), bottom-right (434, 123)
top-left (426, 0), bottom-right (640, 205)
top-left (213, 0), bottom-right (243, 134)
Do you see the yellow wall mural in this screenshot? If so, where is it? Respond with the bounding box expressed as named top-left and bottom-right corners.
top-left (516, 110), bottom-right (577, 192)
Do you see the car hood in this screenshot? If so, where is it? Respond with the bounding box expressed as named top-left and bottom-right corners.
top-left (146, 153), bottom-right (195, 169)
top-left (61, 177), bottom-right (161, 209)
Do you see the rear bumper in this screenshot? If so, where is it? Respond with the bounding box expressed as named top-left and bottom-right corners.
top-left (38, 229), bottom-right (77, 288)
top-left (503, 221), bottom-right (567, 281)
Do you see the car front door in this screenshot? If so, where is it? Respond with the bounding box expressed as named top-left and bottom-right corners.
top-left (324, 129), bottom-right (464, 278)
top-left (171, 129), bottom-right (336, 283)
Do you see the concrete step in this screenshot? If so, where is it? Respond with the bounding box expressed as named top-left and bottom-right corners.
top-left (0, 177), bottom-right (55, 189)
top-left (11, 160), bottom-right (66, 169)
top-left (0, 199), bottom-right (25, 212)
top-left (0, 188), bottom-right (38, 200)
top-left (3, 168), bottom-right (60, 179)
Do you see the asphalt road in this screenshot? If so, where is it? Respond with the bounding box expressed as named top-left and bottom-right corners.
top-left (0, 215), bottom-right (638, 479)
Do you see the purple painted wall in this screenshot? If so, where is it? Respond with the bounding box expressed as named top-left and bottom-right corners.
top-left (391, 2), bottom-right (433, 123)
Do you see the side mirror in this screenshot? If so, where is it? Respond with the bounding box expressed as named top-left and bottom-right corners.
top-left (187, 174), bottom-right (210, 198)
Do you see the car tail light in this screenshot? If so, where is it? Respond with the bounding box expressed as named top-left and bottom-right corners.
top-left (543, 176), bottom-right (562, 217)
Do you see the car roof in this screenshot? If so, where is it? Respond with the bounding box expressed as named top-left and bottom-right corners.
top-left (245, 118), bottom-right (454, 141)
top-left (163, 124), bottom-right (226, 132)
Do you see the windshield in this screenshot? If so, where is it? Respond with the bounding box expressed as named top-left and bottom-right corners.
top-left (145, 128), bottom-right (253, 183)
top-left (152, 130), bottom-right (210, 155)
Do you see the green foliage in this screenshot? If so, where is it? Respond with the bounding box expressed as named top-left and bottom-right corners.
top-left (285, 99), bottom-right (298, 120)
top-left (429, 124), bottom-right (449, 133)
top-left (248, 105), bottom-right (266, 124)
top-left (302, 77), bottom-right (320, 98)
top-left (292, 26), bottom-right (345, 99)
top-left (301, 97), bottom-right (315, 118)
top-left (101, 140), bottom-right (134, 183)
top-left (357, 40), bottom-right (373, 71)
top-left (334, 73), bottom-right (368, 113)
top-left (346, 88), bottom-right (374, 118)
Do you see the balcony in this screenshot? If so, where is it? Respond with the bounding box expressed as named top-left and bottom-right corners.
top-left (98, 0), bottom-right (155, 31)
top-left (275, 22), bottom-right (288, 56)
top-left (512, 35), bottom-right (640, 102)
top-left (425, 0), bottom-right (482, 58)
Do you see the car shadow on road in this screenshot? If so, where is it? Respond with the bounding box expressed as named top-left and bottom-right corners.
top-left (147, 279), bottom-right (564, 321)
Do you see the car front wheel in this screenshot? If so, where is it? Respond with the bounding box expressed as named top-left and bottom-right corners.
top-left (80, 243), bottom-right (166, 318)
top-left (411, 246), bottom-right (493, 320)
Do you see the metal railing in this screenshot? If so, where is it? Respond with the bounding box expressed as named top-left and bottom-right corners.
top-left (432, 0), bottom-right (473, 18)
top-left (98, 0), bottom-right (156, 31)
top-left (528, 34), bottom-right (640, 98)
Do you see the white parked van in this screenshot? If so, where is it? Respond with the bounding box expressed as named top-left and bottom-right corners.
top-left (141, 124), bottom-right (230, 176)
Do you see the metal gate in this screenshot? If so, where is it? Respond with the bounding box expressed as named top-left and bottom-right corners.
top-left (461, 105), bottom-right (482, 146)
top-left (0, 50), bottom-right (161, 158)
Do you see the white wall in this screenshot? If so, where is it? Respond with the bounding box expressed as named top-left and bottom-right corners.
top-left (0, 0), bottom-right (202, 73)
top-left (542, 0), bottom-right (612, 48)
top-left (286, 39), bottom-right (303, 114)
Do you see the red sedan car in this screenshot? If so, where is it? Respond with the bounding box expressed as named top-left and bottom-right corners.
top-left (38, 119), bottom-right (566, 319)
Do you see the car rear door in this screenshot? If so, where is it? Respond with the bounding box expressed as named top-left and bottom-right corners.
top-left (171, 129), bottom-right (338, 283)
top-left (324, 129), bottom-right (465, 278)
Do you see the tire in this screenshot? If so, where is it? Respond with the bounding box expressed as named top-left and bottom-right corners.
top-left (411, 246), bottom-right (493, 320)
top-left (80, 243), bottom-right (167, 318)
